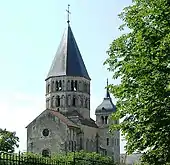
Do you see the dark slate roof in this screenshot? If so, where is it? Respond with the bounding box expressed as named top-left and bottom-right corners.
top-left (49, 110), bottom-right (79, 128)
top-left (95, 97), bottom-right (116, 113)
top-left (95, 80), bottom-right (116, 114)
top-left (66, 110), bottom-right (98, 128)
top-left (79, 118), bottom-right (98, 128)
top-left (46, 24), bottom-right (90, 80)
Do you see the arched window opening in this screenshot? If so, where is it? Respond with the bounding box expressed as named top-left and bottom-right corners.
top-left (51, 96), bottom-right (55, 108)
top-left (74, 81), bottom-right (78, 91)
top-left (71, 80), bottom-right (74, 91)
top-left (101, 116), bottom-right (104, 124)
top-left (61, 95), bottom-right (64, 107)
top-left (107, 138), bottom-right (109, 146)
top-left (74, 141), bottom-right (76, 151)
top-left (55, 81), bottom-right (59, 91)
top-left (47, 84), bottom-right (50, 93)
top-left (42, 149), bottom-right (50, 157)
top-left (69, 141), bottom-right (71, 151)
top-left (84, 83), bottom-right (87, 92)
top-left (79, 81), bottom-right (81, 91)
top-left (80, 137), bottom-right (83, 150)
top-left (59, 80), bottom-right (62, 91)
top-left (73, 96), bottom-right (76, 106)
top-left (68, 95), bottom-right (71, 106)
top-left (52, 81), bottom-right (54, 92)
top-left (87, 84), bottom-right (90, 93)
top-left (56, 96), bottom-right (60, 107)
top-left (67, 80), bottom-right (70, 90)
top-left (105, 116), bottom-right (108, 124)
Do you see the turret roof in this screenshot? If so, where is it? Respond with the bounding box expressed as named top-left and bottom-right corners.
top-left (95, 79), bottom-right (116, 114)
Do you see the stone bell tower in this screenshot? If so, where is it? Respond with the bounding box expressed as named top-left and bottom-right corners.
top-left (95, 79), bottom-right (120, 163)
top-left (45, 22), bottom-right (91, 119)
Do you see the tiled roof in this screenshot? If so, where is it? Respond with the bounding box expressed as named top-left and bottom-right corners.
top-left (46, 24), bottom-right (90, 80)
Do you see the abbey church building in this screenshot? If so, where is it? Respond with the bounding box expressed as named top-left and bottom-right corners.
top-left (26, 17), bottom-right (120, 162)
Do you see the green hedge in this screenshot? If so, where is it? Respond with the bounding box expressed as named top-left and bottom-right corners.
top-left (0, 151), bottom-right (115, 165)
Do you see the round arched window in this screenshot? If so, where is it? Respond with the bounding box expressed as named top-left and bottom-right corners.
top-left (42, 129), bottom-right (49, 137)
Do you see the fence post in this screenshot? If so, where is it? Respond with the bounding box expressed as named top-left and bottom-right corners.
top-left (18, 151), bottom-right (21, 165)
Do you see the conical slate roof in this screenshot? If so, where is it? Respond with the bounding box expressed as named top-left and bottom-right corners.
top-left (95, 80), bottom-right (116, 114)
top-left (46, 24), bottom-right (90, 80)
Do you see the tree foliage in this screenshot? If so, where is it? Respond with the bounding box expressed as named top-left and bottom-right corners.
top-left (0, 128), bottom-right (19, 153)
top-left (104, 0), bottom-right (170, 164)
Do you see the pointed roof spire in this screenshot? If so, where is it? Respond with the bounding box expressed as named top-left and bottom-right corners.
top-left (106, 78), bottom-right (110, 98)
top-left (46, 10), bottom-right (90, 80)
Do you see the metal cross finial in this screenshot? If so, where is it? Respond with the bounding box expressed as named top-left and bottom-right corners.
top-left (106, 78), bottom-right (110, 98)
top-left (66, 4), bottom-right (71, 24)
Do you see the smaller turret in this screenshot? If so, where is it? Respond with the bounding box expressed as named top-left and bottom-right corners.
top-left (95, 79), bottom-right (116, 126)
top-left (95, 79), bottom-right (120, 163)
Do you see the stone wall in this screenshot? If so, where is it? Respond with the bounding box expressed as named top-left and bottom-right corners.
top-left (27, 110), bottom-right (68, 155)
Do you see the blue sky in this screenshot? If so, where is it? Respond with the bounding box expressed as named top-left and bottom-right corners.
top-left (0, 0), bottom-right (132, 153)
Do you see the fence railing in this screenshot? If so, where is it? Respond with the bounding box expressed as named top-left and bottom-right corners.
top-left (0, 152), bottom-right (115, 165)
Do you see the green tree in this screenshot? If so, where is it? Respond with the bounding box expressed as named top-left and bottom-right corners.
top-left (104, 0), bottom-right (170, 164)
top-left (0, 128), bottom-right (19, 153)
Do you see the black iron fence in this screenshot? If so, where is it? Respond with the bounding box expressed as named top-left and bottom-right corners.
top-left (0, 152), bottom-right (115, 165)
